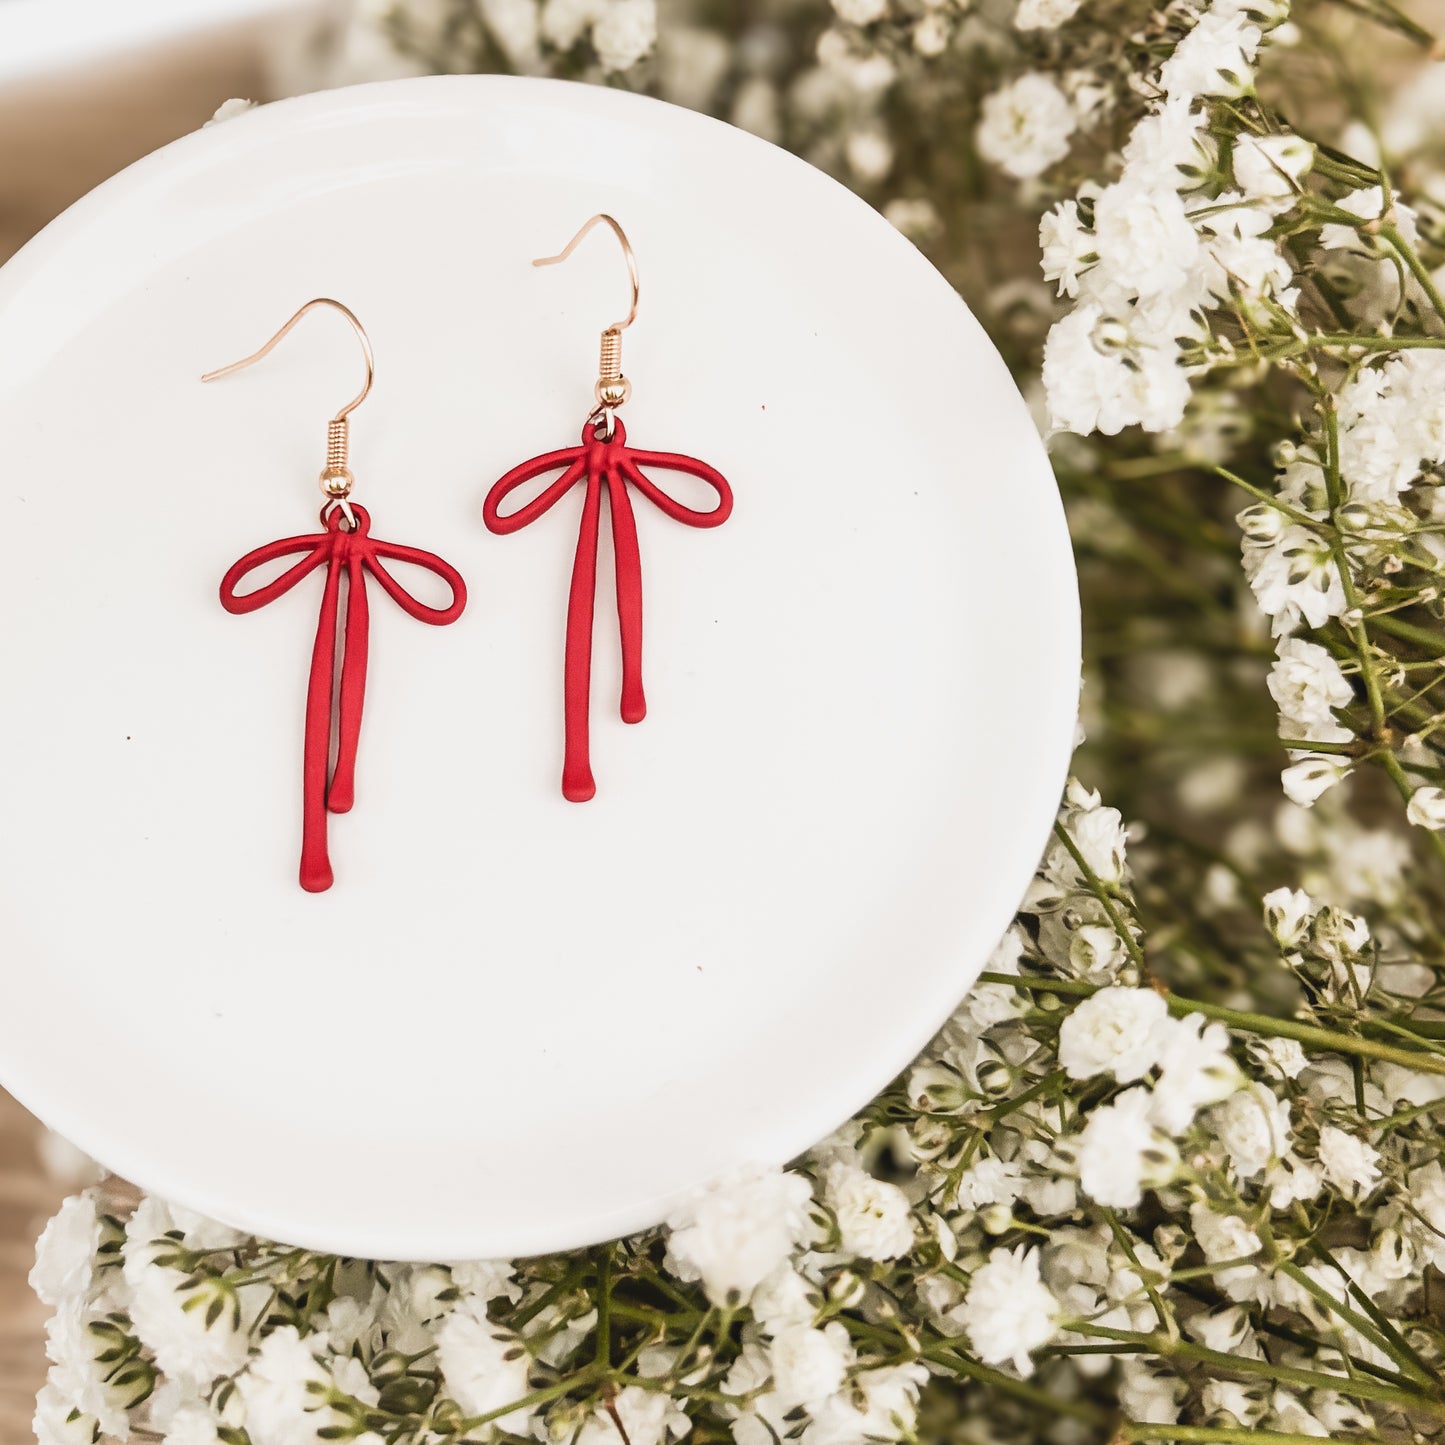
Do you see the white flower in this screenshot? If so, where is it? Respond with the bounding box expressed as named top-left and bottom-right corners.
top-left (1058, 987), bottom-right (1169, 1082)
top-left (1281, 753), bottom-right (1351, 808)
top-left (1040, 200), bottom-right (1096, 298)
top-left (31, 1194), bottom-right (101, 1309)
top-left (1409, 1161), bottom-right (1445, 1269)
top-left (1151, 1014), bottom-right (1245, 1132)
top-left (1201, 1378), bottom-right (1268, 1425)
top-left (1075, 1088), bottom-right (1179, 1207)
top-left (845, 127), bottom-right (894, 183)
top-left (976, 73), bottom-right (1076, 180)
top-left (1118, 1358), bottom-right (1185, 1424)
top-left (1015, 0), bottom-right (1083, 29)
top-left (1407, 786), bottom-right (1445, 829)
top-left (912, 11), bottom-right (950, 56)
top-left (448, 1259), bottom-right (519, 1304)
top-left (163, 1404), bottom-right (221, 1445)
top-left (1069, 799), bottom-right (1130, 884)
top-left (1121, 96), bottom-right (1213, 188)
top-left (1068, 923), bottom-right (1128, 981)
top-left (804, 1362), bottom-right (927, 1443)
top-left (769, 1322), bottom-right (852, 1406)
top-left (957, 1247), bottom-right (1060, 1374)
top-left (576, 1385), bottom-right (689, 1445)
top-left (1242, 523), bottom-right (1348, 635)
top-left (723, 1343), bottom-right (792, 1445)
top-left (378, 1264), bottom-right (453, 1355)
top-left (436, 1299), bottom-right (532, 1430)
top-left (954, 1156), bottom-right (1025, 1211)
top-left (1211, 1083), bottom-right (1293, 1179)
top-left (126, 1265), bottom-right (253, 1389)
top-left (1186, 1303), bottom-right (1261, 1357)
top-left (1250, 1036), bottom-right (1309, 1082)
top-left (1317, 1125), bottom-right (1382, 1198)
top-left (827, 1164), bottom-right (914, 1261)
top-left (1320, 185), bottom-right (1415, 253)
top-left (234, 1328), bottom-right (332, 1445)
top-left (44, 1303), bottom-right (141, 1437)
top-left (1232, 132), bottom-right (1313, 207)
top-left (540, 0), bottom-right (600, 47)
top-left (1160, 9), bottom-right (1262, 100)
top-left (665, 1165), bottom-right (813, 1305)
top-left (1263, 887), bottom-right (1315, 949)
top-left (832, 0), bottom-right (888, 23)
top-left (749, 1266), bottom-right (817, 1333)
top-left (1093, 180), bottom-right (1201, 300)
top-left (1268, 639), bottom-right (1353, 742)
top-left (33, 1382), bottom-right (96, 1445)
top-left (1042, 303), bottom-right (1192, 436)
top-left (1263, 1155), bottom-right (1320, 1215)
top-left (590, 0), bottom-right (655, 72)
top-left (1189, 1202), bottom-right (1262, 1301)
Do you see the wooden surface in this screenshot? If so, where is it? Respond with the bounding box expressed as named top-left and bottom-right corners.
top-left (0, 1095), bottom-right (65, 1445)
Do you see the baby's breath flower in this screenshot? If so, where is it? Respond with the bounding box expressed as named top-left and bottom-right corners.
top-left (957, 1247), bottom-right (1061, 1375)
top-left (976, 73), bottom-right (1077, 180)
top-left (1057, 986), bottom-right (1169, 1082)
top-left (1406, 784), bottom-right (1445, 828)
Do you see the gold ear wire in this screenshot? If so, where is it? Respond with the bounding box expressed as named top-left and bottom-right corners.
top-left (202, 298), bottom-right (375, 513)
top-left (533, 215), bottom-right (640, 415)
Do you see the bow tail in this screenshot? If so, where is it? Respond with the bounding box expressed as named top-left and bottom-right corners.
top-left (606, 468), bottom-right (646, 725)
top-left (562, 473), bottom-right (604, 803)
top-left (300, 554), bottom-right (344, 893)
top-left (327, 553), bottom-right (370, 816)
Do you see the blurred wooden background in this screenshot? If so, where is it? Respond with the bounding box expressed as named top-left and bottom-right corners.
top-left (0, 1097), bottom-right (65, 1445)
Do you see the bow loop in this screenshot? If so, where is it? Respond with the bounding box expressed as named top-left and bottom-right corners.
top-left (619, 450), bottom-right (733, 528)
top-left (219, 532), bottom-right (333, 614)
top-left (483, 449), bottom-right (588, 533)
top-left (364, 542), bottom-right (468, 625)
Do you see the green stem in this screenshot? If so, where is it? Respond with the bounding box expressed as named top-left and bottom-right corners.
top-left (976, 973), bottom-right (1445, 1076)
top-left (1381, 223), bottom-right (1445, 323)
top-left (1070, 1322), bottom-right (1442, 1414)
top-left (454, 1365), bottom-right (603, 1432)
top-left (1120, 1428), bottom-right (1389, 1445)
top-left (1214, 467), bottom-right (1325, 531)
top-left (1051, 822), bottom-right (1148, 974)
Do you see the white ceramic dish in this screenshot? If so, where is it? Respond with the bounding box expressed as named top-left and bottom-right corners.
top-left (0, 76), bottom-right (1078, 1261)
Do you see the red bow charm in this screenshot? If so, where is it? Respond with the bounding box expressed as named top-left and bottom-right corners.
top-left (221, 505), bottom-right (466, 892)
top-left (484, 418), bottom-right (732, 801)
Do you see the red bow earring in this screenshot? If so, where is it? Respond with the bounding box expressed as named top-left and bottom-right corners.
top-left (203, 299), bottom-right (466, 892)
top-left (484, 216), bottom-right (733, 801)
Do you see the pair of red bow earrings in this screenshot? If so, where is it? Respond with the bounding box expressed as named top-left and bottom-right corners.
top-left (208, 218), bottom-right (732, 893)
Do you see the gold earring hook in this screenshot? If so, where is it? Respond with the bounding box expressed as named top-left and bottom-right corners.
top-left (533, 215), bottom-right (640, 426)
top-left (201, 298), bottom-right (375, 516)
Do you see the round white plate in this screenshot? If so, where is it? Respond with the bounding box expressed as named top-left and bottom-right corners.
top-left (0, 76), bottom-right (1078, 1261)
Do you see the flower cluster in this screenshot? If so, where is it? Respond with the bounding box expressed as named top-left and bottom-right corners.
top-left (32, 781), bottom-right (1445, 1445)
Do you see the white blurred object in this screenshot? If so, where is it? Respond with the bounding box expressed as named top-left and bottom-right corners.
top-left (0, 0), bottom-right (346, 257)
